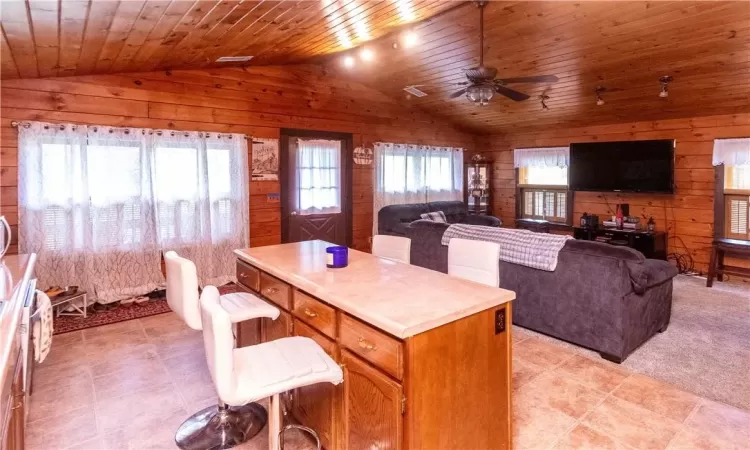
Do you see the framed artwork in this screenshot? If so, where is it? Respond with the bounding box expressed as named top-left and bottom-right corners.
top-left (251, 138), bottom-right (279, 180)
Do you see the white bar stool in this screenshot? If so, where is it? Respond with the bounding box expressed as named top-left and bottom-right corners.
top-left (200, 285), bottom-right (344, 450)
top-left (372, 235), bottom-right (412, 264)
top-left (164, 251), bottom-right (280, 449)
top-left (447, 238), bottom-right (501, 287)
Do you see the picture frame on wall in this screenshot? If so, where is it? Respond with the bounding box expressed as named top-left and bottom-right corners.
top-left (252, 138), bottom-right (279, 181)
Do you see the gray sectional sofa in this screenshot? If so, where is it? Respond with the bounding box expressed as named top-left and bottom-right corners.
top-left (398, 219), bottom-right (678, 363)
top-left (377, 201), bottom-right (501, 236)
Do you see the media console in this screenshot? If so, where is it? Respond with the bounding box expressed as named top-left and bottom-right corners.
top-left (573, 227), bottom-right (668, 260)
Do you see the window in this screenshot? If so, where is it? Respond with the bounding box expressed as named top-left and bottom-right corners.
top-left (515, 147), bottom-right (570, 224)
top-left (724, 164), bottom-right (750, 240)
top-left (373, 142), bottom-right (463, 234)
top-left (296, 139), bottom-right (341, 215)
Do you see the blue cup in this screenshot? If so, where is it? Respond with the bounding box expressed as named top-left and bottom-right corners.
top-left (326, 246), bottom-right (348, 268)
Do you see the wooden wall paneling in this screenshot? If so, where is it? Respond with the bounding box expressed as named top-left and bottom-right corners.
top-left (0, 65), bottom-right (473, 256)
top-left (482, 113), bottom-right (750, 273)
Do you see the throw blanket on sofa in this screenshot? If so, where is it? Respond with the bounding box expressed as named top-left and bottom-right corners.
top-left (440, 224), bottom-right (572, 271)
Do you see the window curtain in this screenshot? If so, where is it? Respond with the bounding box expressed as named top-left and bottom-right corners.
top-left (373, 143), bottom-right (463, 235)
top-left (514, 147), bottom-right (569, 168)
top-left (18, 121), bottom-right (249, 304)
top-left (712, 138), bottom-right (750, 166)
top-left (295, 139), bottom-right (341, 215)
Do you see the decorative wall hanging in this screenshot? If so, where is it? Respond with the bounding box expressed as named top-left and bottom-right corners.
top-left (251, 138), bottom-right (279, 180)
top-left (353, 146), bottom-right (374, 165)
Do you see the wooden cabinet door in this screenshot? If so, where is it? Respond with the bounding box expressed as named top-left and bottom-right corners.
top-left (341, 350), bottom-right (402, 450)
top-left (293, 321), bottom-right (336, 449)
top-left (263, 309), bottom-right (292, 342)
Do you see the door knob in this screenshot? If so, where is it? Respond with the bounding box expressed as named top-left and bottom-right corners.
top-left (290, 211), bottom-right (298, 216)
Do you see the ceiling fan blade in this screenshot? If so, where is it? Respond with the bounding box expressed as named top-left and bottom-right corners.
top-left (498, 75), bottom-right (559, 84)
top-left (449, 88), bottom-right (467, 99)
top-left (495, 85), bottom-right (530, 101)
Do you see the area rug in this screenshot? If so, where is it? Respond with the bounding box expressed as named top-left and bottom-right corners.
top-left (520, 275), bottom-right (750, 410)
top-left (53, 283), bottom-right (239, 335)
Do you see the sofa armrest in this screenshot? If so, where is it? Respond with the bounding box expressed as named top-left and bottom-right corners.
top-left (461, 215), bottom-right (502, 227)
top-left (628, 259), bottom-right (679, 294)
top-left (405, 220), bottom-right (451, 273)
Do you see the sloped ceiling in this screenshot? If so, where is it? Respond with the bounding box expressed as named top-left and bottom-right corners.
top-left (2, 1), bottom-right (748, 134)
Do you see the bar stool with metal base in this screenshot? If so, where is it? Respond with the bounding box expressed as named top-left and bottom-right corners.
top-left (164, 251), bottom-right (281, 450)
top-left (199, 285), bottom-right (344, 450)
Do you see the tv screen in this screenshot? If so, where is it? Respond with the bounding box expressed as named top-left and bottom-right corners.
top-left (569, 140), bottom-right (675, 193)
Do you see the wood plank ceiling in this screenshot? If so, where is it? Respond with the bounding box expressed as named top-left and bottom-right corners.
top-left (1, 1), bottom-right (748, 134)
top-left (0, 0), bottom-right (457, 78)
top-left (326, 1), bottom-right (750, 134)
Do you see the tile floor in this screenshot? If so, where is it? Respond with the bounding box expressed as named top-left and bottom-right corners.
top-left (27, 313), bottom-right (750, 450)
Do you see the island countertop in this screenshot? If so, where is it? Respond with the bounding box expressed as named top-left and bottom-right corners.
top-left (234, 240), bottom-right (515, 339)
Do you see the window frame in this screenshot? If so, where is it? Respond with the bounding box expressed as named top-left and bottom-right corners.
top-left (515, 168), bottom-right (573, 226)
top-left (717, 164), bottom-right (750, 241)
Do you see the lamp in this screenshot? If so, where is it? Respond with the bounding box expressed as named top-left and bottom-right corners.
top-left (659, 75), bottom-right (673, 98)
top-left (466, 85), bottom-right (494, 106)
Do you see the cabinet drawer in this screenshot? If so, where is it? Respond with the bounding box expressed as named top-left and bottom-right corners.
top-left (259, 272), bottom-right (291, 310)
top-left (339, 314), bottom-right (404, 380)
top-left (236, 260), bottom-right (259, 292)
top-left (293, 291), bottom-right (336, 339)
top-left (294, 320), bottom-right (336, 356)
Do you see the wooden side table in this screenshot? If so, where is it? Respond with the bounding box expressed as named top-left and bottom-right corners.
top-left (707, 238), bottom-right (750, 287)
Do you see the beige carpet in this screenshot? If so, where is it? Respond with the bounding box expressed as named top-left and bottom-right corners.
top-left (518, 275), bottom-right (750, 410)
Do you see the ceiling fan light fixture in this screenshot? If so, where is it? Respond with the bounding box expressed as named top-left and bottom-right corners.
top-left (466, 85), bottom-right (494, 106)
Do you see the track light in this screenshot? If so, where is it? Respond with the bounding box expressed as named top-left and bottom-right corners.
top-left (659, 75), bottom-right (673, 98)
top-left (402, 30), bottom-right (419, 48)
top-left (595, 86), bottom-right (606, 106)
top-left (359, 48), bottom-right (374, 62)
top-left (342, 56), bottom-right (355, 68)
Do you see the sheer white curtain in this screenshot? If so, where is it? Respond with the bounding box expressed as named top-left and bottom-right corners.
top-left (296, 139), bottom-right (341, 215)
top-left (514, 147), bottom-right (569, 168)
top-left (713, 138), bottom-right (750, 166)
top-left (373, 143), bottom-right (463, 234)
top-left (18, 122), bottom-right (249, 303)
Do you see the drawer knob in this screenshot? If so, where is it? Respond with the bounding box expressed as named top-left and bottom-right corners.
top-left (358, 337), bottom-right (377, 351)
top-left (264, 287), bottom-right (279, 296)
top-left (304, 309), bottom-right (318, 318)
top-left (239, 273), bottom-right (248, 278)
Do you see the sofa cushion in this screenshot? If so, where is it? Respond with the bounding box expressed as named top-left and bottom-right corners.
top-left (377, 203), bottom-right (429, 235)
top-left (420, 211), bottom-right (447, 223)
top-left (427, 201), bottom-right (467, 223)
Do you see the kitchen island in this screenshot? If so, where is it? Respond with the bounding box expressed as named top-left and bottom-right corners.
top-left (234, 240), bottom-right (515, 450)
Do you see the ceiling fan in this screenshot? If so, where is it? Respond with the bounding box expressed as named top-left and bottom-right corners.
top-left (450, 2), bottom-right (559, 106)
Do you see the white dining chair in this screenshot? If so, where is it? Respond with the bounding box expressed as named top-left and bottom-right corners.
top-left (447, 238), bottom-right (501, 287)
top-left (164, 251), bottom-right (281, 449)
top-left (199, 286), bottom-right (344, 450)
top-left (372, 235), bottom-right (412, 264)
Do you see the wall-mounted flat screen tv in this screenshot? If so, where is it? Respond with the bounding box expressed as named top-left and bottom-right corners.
top-left (569, 139), bottom-right (675, 194)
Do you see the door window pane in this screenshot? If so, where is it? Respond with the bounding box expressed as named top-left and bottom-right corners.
top-left (296, 139), bottom-right (341, 215)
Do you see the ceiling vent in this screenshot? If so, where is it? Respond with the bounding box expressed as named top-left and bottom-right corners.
top-left (216, 56), bottom-right (253, 63)
top-left (403, 85), bottom-right (428, 97)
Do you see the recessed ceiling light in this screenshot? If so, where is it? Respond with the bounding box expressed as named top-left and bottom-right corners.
top-left (402, 31), bottom-right (418, 48)
top-left (215, 56), bottom-right (253, 62)
top-left (343, 56), bottom-right (355, 68)
top-left (360, 48), bottom-right (374, 62)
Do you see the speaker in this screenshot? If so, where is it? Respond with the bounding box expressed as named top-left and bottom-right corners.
top-left (617, 203), bottom-right (630, 217)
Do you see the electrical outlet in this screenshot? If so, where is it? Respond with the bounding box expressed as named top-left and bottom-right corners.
top-left (495, 308), bottom-right (506, 334)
